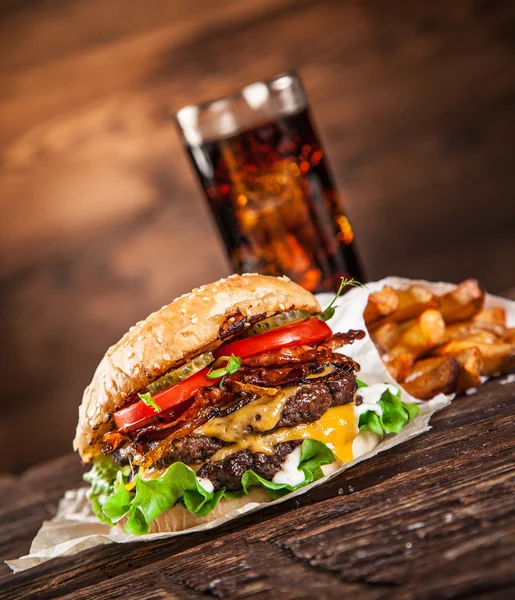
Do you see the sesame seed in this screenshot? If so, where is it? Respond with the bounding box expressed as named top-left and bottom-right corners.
top-left (153, 362), bottom-right (160, 370)
top-left (161, 305), bottom-right (167, 310)
top-left (137, 335), bottom-right (144, 341)
top-left (127, 351), bottom-right (134, 359)
top-left (191, 317), bottom-right (199, 323)
top-left (121, 392), bottom-right (127, 399)
top-left (181, 308), bottom-right (187, 314)
top-left (279, 303), bottom-right (285, 311)
top-left (163, 353), bottom-right (171, 361)
top-left (228, 317), bottom-right (236, 323)
top-left (129, 326), bottom-right (135, 332)
top-left (157, 336), bottom-right (164, 344)
top-left (133, 367), bottom-right (140, 375)
top-left (202, 296), bottom-right (210, 301)
top-left (244, 322), bottom-right (251, 328)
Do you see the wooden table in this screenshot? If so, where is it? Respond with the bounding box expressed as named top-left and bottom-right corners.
top-left (1, 379), bottom-right (514, 599)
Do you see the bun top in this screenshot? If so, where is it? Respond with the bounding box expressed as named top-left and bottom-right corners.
top-left (74, 274), bottom-right (321, 462)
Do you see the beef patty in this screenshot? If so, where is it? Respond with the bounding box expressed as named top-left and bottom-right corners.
top-left (197, 441), bottom-right (302, 491)
top-left (128, 373), bottom-right (356, 470)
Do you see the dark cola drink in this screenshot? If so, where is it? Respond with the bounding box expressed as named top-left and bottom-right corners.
top-left (176, 74), bottom-right (364, 293)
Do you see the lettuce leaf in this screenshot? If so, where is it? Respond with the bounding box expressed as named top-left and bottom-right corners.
top-left (83, 453), bottom-right (129, 526)
top-left (357, 383), bottom-right (420, 435)
top-left (84, 384), bottom-right (419, 536)
top-left (85, 439), bottom-right (335, 536)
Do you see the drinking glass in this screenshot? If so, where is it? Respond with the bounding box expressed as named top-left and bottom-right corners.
top-left (175, 72), bottom-right (364, 293)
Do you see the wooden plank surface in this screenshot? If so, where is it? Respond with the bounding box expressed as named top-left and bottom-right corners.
top-left (1, 378), bottom-right (514, 599)
top-left (1, 0), bottom-right (515, 473)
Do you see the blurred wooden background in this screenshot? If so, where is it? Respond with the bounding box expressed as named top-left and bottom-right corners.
top-left (1, 0), bottom-right (514, 473)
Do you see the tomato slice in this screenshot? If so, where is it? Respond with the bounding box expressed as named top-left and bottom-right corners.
top-left (114, 318), bottom-right (332, 431)
top-left (214, 318), bottom-right (332, 360)
top-left (114, 368), bottom-right (212, 430)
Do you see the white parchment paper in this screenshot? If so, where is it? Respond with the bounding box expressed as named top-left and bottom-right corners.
top-left (7, 277), bottom-right (514, 573)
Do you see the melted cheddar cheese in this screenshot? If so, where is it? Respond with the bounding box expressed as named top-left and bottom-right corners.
top-left (199, 384), bottom-right (358, 463)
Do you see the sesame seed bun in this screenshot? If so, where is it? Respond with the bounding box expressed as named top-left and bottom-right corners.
top-left (74, 274), bottom-right (321, 462)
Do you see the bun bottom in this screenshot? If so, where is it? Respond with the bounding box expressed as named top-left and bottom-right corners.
top-left (117, 487), bottom-right (272, 534)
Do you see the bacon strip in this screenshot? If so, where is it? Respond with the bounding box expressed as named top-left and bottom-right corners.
top-left (318, 330), bottom-right (365, 351)
top-left (133, 387), bottom-right (236, 467)
top-left (106, 328), bottom-right (365, 465)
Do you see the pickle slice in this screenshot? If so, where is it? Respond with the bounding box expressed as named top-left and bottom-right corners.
top-left (245, 309), bottom-right (310, 337)
top-left (305, 365), bottom-right (336, 380)
top-left (146, 351), bottom-right (214, 396)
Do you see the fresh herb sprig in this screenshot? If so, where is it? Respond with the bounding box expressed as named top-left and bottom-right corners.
top-left (207, 354), bottom-right (242, 390)
top-left (318, 277), bottom-right (367, 322)
top-left (137, 392), bottom-right (161, 413)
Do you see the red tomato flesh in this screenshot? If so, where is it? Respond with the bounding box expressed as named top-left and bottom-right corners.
top-left (214, 318), bottom-right (331, 360)
top-left (114, 368), bottom-right (212, 430)
top-left (114, 318), bottom-right (332, 430)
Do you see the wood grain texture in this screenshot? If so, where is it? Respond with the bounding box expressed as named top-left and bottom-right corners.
top-left (1, 0), bottom-right (515, 472)
top-left (1, 379), bottom-right (514, 599)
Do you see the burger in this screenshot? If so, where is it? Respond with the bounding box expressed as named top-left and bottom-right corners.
top-left (75, 274), bottom-right (418, 535)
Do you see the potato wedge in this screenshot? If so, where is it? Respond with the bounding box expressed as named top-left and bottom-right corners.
top-left (383, 353), bottom-right (415, 382)
top-left (473, 307), bottom-right (506, 326)
top-left (372, 285), bottom-right (438, 327)
top-left (453, 347), bottom-right (483, 394)
top-left (364, 287), bottom-right (399, 325)
top-left (408, 350), bottom-right (482, 394)
top-left (390, 309), bottom-right (446, 360)
top-left (433, 340), bottom-right (515, 376)
top-left (370, 322), bottom-right (403, 351)
top-left (444, 322), bottom-right (502, 344)
top-left (437, 279), bottom-right (485, 323)
top-left (402, 357), bottom-right (459, 400)
top-left (407, 356), bottom-right (452, 379)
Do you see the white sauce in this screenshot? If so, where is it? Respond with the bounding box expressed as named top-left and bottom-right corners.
top-left (250, 382), bottom-right (397, 488)
top-left (272, 446), bottom-right (305, 487)
top-left (354, 383), bottom-right (398, 418)
top-left (197, 477), bottom-right (215, 494)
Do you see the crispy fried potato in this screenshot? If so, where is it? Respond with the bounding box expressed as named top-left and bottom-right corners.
top-left (408, 349), bottom-right (482, 394)
top-left (390, 309), bottom-right (446, 360)
top-left (433, 340), bottom-right (515, 376)
top-left (364, 287), bottom-right (399, 325)
top-left (452, 347), bottom-right (483, 394)
top-left (437, 279), bottom-right (485, 323)
top-left (372, 285), bottom-right (438, 327)
top-left (383, 353), bottom-right (415, 382)
top-left (370, 322), bottom-right (403, 350)
top-left (473, 307), bottom-right (506, 326)
top-left (444, 322), bottom-right (503, 344)
top-left (408, 356), bottom-right (451, 378)
top-left (506, 328), bottom-right (515, 343)
top-left (402, 357), bottom-right (459, 400)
